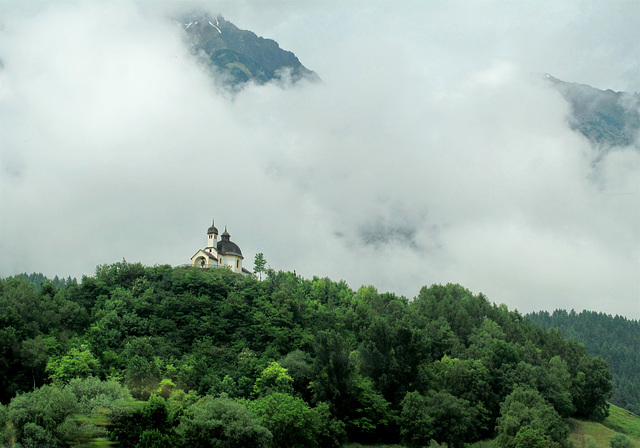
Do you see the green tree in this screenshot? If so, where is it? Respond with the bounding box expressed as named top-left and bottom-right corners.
top-left (253, 253), bottom-right (267, 280)
top-left (399, 390), bottom-right (479, 448)
top-left (279, 350), bottom-right (313, 400)
top-left (495, 388), bottom-right (569, 448)
top-left (122, 337), bottom-right (161, 399)
top-left (248, 392), bottom-right (320, 448)
top-left (176, 395), bottom-right (271, 448)
top-left (571, 355), bottom-right (612, 420)
top-left (253, 361), bottom-right (294, 396)
top-left (6, 383), bottom-right (79, 446)
top-left (46, 344), bottom-right (100, 384)
top-left (542, 356), bottom-right (575, 417)
top-left (610, 433), bottom-right (632, 448)
top-left (399, 391), bottom-right (434, 446)
top-left (66, 376), bottom-right (131, 415)
top-left (20, 335), bottom-right (50, 390)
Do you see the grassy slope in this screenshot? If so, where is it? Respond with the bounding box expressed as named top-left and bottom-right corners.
top-left (569, 404), bottom-right (640, 448)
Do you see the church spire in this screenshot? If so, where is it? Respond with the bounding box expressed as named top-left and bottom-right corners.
top-left (206, 219), bottom-right (219, 248)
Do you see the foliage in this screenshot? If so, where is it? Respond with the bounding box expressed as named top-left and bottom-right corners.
top-left (253, 253), bottom-right (267, 280)
top-left (610, 433), bottom-right (633, 448)
top-left (496, 387), bottom-right (569, 448)
top-left (0, 266), bottom-right (621, 447)
top-left (253, 361), bottom-right (294, 396)
top-left (248, 392), bottom-right (322, 448)
top-left (2, 377), bottom-right (131, 447)
top-left (527, 309), bottom-right (640, 415)
top-left (175, 395), bottom-right (272, 448)
top-left (46, 344), bottom-right (100, 384)
top-left (400, 390), bottom-right (480, 448)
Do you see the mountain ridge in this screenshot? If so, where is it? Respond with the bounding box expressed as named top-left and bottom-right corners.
top-left (180, 13), bottom-right (320, 88)
top-left (545, 74), bottom-right (640, 150)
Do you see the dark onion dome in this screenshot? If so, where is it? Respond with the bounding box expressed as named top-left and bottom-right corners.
top-left (207, 219), bottom-right (219, 235)
top-left (217, 228), bottom-right (243, 257)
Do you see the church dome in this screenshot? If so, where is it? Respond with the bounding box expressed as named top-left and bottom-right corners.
top-left (217, 228), bottom-right (243, 257)
top-left (207, 220), bottom-right (219, 235)
top-left (217, 240), bottom-right (243, 257)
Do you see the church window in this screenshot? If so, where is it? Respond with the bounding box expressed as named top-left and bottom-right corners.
top-left (237, 260), bottom-right (240, 268)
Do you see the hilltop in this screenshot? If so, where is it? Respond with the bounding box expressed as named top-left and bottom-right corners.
top-left (0, 263), bottom-right (619, 447)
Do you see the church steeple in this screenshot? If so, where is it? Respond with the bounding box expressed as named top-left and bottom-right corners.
top-left (207, 219), bottom-right (219, 248)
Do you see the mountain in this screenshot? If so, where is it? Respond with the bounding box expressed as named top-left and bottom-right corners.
top-left (180, 13), bottom-right (320, 88)
top-left (177, 13), bottom-right (639, 151)
top-left (546, 74), bottom-right (640, 150)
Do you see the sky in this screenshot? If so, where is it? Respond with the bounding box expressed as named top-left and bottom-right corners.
top-left (0, 0), bottom-right (639, 318)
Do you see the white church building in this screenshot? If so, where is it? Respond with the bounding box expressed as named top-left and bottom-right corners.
top-left (191, 220), bottom-right (251, 276)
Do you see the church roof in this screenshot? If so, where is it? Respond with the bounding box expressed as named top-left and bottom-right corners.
top-left (217, 239), bottom-right (243, 258)
top-left (207, 219), bottom-right (219, 235)
top-left (191, 249), bottom-right (218, 261)
top-left (217, 228), bottom-right (243, 257)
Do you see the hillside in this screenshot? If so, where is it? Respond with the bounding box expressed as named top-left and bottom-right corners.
top-left (0, 263), bottom-right (615, 447)
top-left (545, 74), bottom-right (640, 151)
top-left (527, 310), bottom-right (640, 415)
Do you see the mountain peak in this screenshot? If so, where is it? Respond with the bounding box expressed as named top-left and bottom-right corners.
top-left (179, 13), bottom-right (319, 88)
top-left (546, 74), bottom-right (640, 149)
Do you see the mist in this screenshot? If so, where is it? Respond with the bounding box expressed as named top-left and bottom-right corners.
top-left (1, 1), bottom-right (638, 318)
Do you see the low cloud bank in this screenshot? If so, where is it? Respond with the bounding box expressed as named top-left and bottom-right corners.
top-left (1, 2), bottom-right (638, 317)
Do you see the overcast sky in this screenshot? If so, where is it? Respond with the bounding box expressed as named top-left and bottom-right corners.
top-left (1, 0), bottom-right (638, 318)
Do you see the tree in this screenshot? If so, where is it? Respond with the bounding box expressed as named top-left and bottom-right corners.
top-left (176, 395), bottom-right (272, 448)
top-left (400, 390), bottom-right (479, 448)
top-left (248, 392), bottom-right (319, 448)
top-left (6, 384), bottom-right (78, 446)
top-left (20, 335), bottom-right (50, 390)
top-left (254, 253), bottom-right (267, 280)
top-left (495, 388), bottom-right (569, 448)
top-left (46, 344), bottom-right (100, 384)
top-left (610, 433), bottom-right (632, 448)
top-left (253, 361), bottom-right (294, 396)
top-left (122, 337), bottom-right (161, 399)
top-left (571, 356), bottom-right (612, 420)
top-left (399, 391), bottom-right (434, 446)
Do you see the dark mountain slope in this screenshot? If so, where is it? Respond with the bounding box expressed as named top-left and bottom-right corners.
top-left (546, 74), bottom-right (640, 150)
top-left (181, 13), bottom-right (319, 87)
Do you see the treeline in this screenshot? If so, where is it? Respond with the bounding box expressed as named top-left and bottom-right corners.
top-left (0, 262), bottom-right (613, 447)
top-left (527, 309), bottom-right (640, 415)
top-left (16, 272), bottom-right (78, 290)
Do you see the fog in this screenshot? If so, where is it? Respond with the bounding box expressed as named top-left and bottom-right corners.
top-left (1, 1), bottom-right (638, 317)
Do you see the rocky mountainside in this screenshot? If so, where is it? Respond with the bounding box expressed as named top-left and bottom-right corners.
top-left (546, 74), bottom-right (640, 150)
top-left (180, 13), bottom-right (319, 88)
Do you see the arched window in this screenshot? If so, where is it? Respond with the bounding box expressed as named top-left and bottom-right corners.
top-left (237, 260), bottom-right (240, 268)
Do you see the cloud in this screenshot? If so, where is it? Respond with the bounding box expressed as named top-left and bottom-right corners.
top-left (1, 1), bottom-right (638, 318)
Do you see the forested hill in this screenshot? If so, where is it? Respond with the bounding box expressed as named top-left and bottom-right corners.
top-left (527, 310), bottom-right (640, 415)
top-left (0, 263), bottom-right (614, 447)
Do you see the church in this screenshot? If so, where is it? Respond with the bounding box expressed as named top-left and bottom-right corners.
top-left (191, 220), bottom-right (251, 276)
